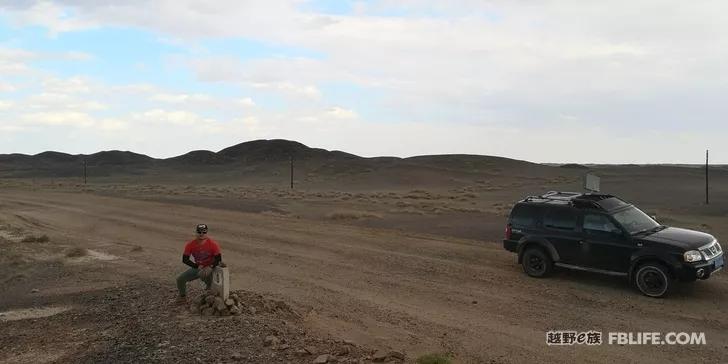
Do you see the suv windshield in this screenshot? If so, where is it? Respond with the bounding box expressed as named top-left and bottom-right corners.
top-left (611, 206), bottom-right (659, 234)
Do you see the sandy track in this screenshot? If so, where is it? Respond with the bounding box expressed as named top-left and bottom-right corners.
top-left (1, 190), bottom-right (727, 363)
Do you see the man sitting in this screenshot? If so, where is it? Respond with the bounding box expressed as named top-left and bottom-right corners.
top-left (176, 224), bottom-right (221, 300)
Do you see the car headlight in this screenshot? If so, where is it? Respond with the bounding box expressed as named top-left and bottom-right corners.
top-left (684, 250), bottom-right (703, 262)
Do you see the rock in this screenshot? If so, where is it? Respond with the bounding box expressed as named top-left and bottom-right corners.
top-left (387, 351), bottom-right (406, 361)
top-left (372, 350), bottom-right (388, 362)
top-left (220, 308), bottom-right (230, 316)
top-left (336, 346), bottom-right (351, 356)
top-left (230, 307), bottom-right (241, 315)
top-left (313, 354), bottom-right (332, 364)
top-left (205, 295), bottom-right (216, 304)
top-left (225, 298), bottom-right (235, 306)
top-left (343, 339), bottom-right (356, 346)
top-left (231, 352), bottom-right (243, 361)
top-left (213, 297), bottom-right (224, 309)
top-left (31, 289), bottom-right (39, 293)
top-left (193, 295), bottom-right (204, 305)
top-left (295, 349), bottom-right (309, 356)
top-left (264, 335), bottom-right (280, 347)
top-left (201, 307), bottom-right (214, 316)
top-left (304, 346), bottom-right (318, 355)
top-left (249, 306), bottom-right (257, 315)
top-left (189, 304), bottom-right (200, 314)
top-left (278, 343), bottom-right (290, 350)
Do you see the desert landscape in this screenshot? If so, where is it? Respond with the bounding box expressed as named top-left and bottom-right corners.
top-left (1, 139), bottom-right (727, 363)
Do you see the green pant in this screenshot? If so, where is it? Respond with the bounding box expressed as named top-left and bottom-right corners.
top-left (176, 268), bottom-right (212, 297)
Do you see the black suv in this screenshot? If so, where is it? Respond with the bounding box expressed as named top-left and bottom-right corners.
top-left (503, 191), bottom-right (724, 297)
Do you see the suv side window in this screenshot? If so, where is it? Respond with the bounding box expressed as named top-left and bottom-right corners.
top-left (510, 204), bottom-right (539, 228)
top-left (583, 214), bottom-right (621, 237)
top-left (543, 208), bottom-right (578, 231)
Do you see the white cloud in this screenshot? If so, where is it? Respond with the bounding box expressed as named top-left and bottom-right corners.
top-left (42, 76), bottom-right (93, 94)
top-left (324, 107), bottom-right (357, 119)
top-left (0, 100), bottom-right (13, 110)
top-left (131, 109), bottom-right (221, 131)
top-left (250, 82), bottom-right (321, 99)
top-left (0, 47), bottom-right (34, 74)
top-left (237, 97), bottom-right (255, 107)
top-left (0, 81), bottom-right (17, 92)
top-left (97, 118), bottom-right (128, 131)
top-left (150, 93), bottom-right (213, 103)
top-left (20, 111), bottom-right (95, 127)
top-left (5, 1), bottom-right (98, 35)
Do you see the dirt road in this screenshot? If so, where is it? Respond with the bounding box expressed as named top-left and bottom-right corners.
top-left (2, 189), bottom-right (727, 363)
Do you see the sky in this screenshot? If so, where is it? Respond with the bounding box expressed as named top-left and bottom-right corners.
top-left (0, 0), bottom-right (727, 163)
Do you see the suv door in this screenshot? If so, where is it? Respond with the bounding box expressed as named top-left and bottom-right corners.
top-left (542, 207), bottom-right (582, 264)
top-left (581, 212), bottom-right (635, 273)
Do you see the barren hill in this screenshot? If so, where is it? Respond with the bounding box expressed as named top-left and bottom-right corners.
top-left (0, 139), bottom-right (562, 184)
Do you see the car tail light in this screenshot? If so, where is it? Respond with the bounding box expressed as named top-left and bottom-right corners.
top-left (505, 224), bottom-right (512, 240)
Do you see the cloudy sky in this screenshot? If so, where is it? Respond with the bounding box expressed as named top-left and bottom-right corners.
top-left (1, 1), bottom-right (726, 163)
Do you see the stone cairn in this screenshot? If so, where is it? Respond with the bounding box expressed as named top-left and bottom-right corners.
top-left (190, 292), bottom-right (243, 317)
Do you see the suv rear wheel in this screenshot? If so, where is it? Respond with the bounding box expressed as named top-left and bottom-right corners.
top-left (522, 247), bottom-right (553, 278)
top-left (634, 263), bottom-right (672, 298)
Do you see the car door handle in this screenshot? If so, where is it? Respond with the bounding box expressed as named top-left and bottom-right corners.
top-left (636, 242), bottom-right (643, 247)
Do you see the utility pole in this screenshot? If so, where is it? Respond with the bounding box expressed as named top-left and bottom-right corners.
top-left (83, 159), bottom-right (87, 185)
top-left (706, 150), bottom-right (709, 205)
top-left (290, 155), bottom-right (294, 189)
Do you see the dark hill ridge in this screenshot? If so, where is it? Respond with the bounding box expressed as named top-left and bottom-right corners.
top-left (0, 139), bottom-right (555, 179)
top-left (166, 150), bottom-right (232, 165)
top-left (218, 139), bottom-right (360, 162)
top-left (86, 151), bottom-right (154, 166)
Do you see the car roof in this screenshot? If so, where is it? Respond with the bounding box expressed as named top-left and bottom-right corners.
top-left (517, 191), bottom-right (631, 212)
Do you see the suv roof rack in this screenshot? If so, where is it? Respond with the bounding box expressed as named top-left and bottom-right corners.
top-left (521, 191), bottom-right (619, 210)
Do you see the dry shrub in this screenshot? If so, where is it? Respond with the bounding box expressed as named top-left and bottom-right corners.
top-left (326, 211), bottom-right (382, 220)
top-left (130, 245), bottom-right (143, 252)
top-left (417, 353), bottom-right (452, 364)
top-left (65, 247), bottom-right (88, 258)
top-left (390, 208), bottom-right (426, 215)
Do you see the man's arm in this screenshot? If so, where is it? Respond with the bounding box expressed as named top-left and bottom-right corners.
top-left (211, 254), bottom-right (222, 268)
top-left (182, 254), bottom-right (198, 269)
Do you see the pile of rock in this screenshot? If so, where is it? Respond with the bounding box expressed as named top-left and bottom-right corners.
top-left (190, 292), bottom-right (243, 316)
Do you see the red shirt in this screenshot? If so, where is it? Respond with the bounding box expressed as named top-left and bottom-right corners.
top-left (183, 238), bottom-right (221, 267)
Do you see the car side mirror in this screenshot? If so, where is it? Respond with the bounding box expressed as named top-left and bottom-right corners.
top-left (650, 214), bottom-right (658, 222)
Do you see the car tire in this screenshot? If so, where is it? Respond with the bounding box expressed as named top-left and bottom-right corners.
top-left (634, 263), bottom-right (672, 298)
top-left (522, 247), bottom-right (553, 278)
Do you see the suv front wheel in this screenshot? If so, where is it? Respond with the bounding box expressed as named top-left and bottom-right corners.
top-left (634, 263), bottom-right (672, 298)
top-left (522, 247), bottom-right (553, 278)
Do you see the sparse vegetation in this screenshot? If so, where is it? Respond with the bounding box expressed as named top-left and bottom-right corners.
top-left (21, 234), bottom-right (50, 243)
top-left (65, 247), bottom-right (88, 258)
top-left (417, 353), bottom-right (452, 364)
top-left (130, 245), bottom-right (143, 252)
top-left (326, 211), bottom-right (382, 220)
